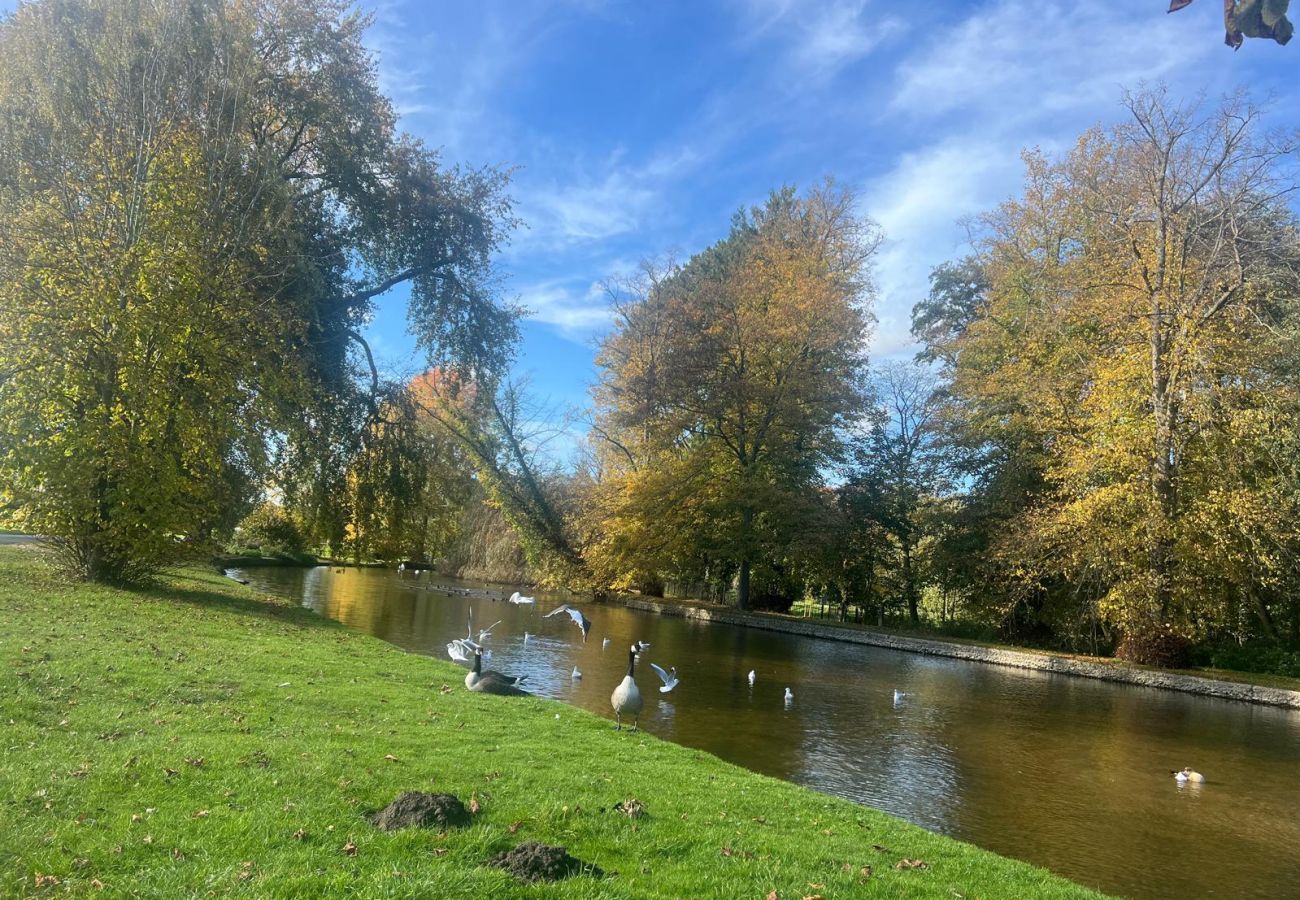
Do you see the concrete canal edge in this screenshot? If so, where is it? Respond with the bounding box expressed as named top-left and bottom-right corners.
top-left (616, 596), bottom-right (1300, 711)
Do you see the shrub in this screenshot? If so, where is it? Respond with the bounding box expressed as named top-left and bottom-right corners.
top-left (233, 503), bottom-right (305, 556)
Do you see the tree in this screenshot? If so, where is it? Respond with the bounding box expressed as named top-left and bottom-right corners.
top-left (590, 182), bottom-right (878, 609)
top-left (928, 87), bottom-right (1300, 661)
top-left (0, 0), bottom-right (516, 580)
top-left (851, 362), bottom-right (947, 625)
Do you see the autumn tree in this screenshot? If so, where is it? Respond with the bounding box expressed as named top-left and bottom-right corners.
top-left (590, 183), bottom-right (878, 609)
top-left (925, 87), bottom-right (1300, 661)
top-left (0, 0), bottom-right (515, 580)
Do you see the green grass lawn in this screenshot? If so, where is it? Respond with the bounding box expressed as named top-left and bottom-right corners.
top-left (0, 546), bottom-right (1103, 899)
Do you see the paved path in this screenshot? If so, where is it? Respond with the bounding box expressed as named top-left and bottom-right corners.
top-left (0, 534), bottom-right (38, 544)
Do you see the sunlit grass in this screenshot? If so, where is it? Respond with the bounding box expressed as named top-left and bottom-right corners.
top-left (0, 547), bottom-right (1103, 898)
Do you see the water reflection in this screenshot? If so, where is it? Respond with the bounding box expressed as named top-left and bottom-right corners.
top-left (239, 566), bottom-right (1300, 900)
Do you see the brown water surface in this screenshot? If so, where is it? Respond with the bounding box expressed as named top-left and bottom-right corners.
top-left (236, 565), bottom-right (1300, 900)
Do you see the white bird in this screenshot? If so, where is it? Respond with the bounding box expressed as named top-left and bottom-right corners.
top-left (893, 690), bottom-right (907, 706)
top-left (649, 662), bottom-right (679, 693)
top-left (602, 638), bottom-right (611, 650)
top-left (572, 666), bottom-right (582, 679)
top-left (397, 562), bottom-right (406, 574)
top-left (508, 591), bottom-right (536, 605)
top-left (784, 687), bottom-right (794, 704)
top-left (477, 620), bottom-right (502, 643)
top-left (221, 569), bottom-right (250, 585)
top-left (611, 643), bottom-right (647, 731)
top-left (446, 639), bottom-right (472, 663)
top-left (523, 632), bottom-right (531, 645)
top-left (543, 604), bottom-right (593, 642)
top-left (1174, 767), bottom-right (1205, 783)
top-left (748, 669), bottom-right (756, 686)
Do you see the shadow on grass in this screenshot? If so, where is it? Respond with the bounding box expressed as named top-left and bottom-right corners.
top-left (127, 572), bottom-right (339, 631)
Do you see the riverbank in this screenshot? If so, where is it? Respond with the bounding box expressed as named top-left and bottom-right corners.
top-left (0, 547), bottom-right (1102, 898)
top-left (615, 595), bottom-right (1300, 710)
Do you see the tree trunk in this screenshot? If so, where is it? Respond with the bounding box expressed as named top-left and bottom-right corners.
top-left (903, 538), bottom-right (919, 625)
top-left (735, 504), bottom-right (754, 610)
top-left (1150, 332), bottom-right (1177, 625)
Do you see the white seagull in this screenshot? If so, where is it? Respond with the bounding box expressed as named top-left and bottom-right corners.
top-left (446, 639), bottom-right (472, 663)
top-left (477, 620), bottom-right (502, 643)
top-left (543, 604), bottom-right (593, 642)
top-left (602, 638), bottom-right (611, 650)
top-left (508, 591), bottom-right (536, 605)
top-left (649, 663), bottom-right (679, 693)
top-left (572, 666), bottom-right (582, 679)
top-left (893, 690), bottom-right (907, 706)
top-left (747, 669), bottom-right (756, 686)
top-left (784, 687), bottom-right (794, 704)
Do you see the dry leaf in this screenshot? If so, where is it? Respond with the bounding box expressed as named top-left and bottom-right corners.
top-left (162, 767), bottom-right (179, 778)
top-left (469, 794), bottom-right (480, 815)
top-left (895, 859), bottom-right (929, 870)
top-left (720, 847), bottom-right (734, 858)
top-left (342, 840), bottom-right (357, 856)
top-left (171, 849), bottom-right (185, 861)
top-left (292, 829), bottom-right (307, 841)
top-left (186, 757), bottom-right (205, 767)
top-left (860, 865), bottom-right (873, 881)
top-left (192, 809), bottom-right (209, 819)
top-left (34, 873), bottom-right (61, 888)
top-left (432, 847), bottom-right (449, 857)
top-left (141, 835), bottom-right (153, 845)
top-left (383, 754), bottom-right (400, 763)
top-left (439, 684), bottom-right (453, 694)
top-left (871, 843), bottom-right (892, 853)
top-left (91, 879), bottom-right (105, 890)
top-left (807, 884), bottom-right (824, 890)
top-left (766, 891), bottom-right (778, 900)
top-left (508, 821), bottom-right (522, 834)
top-left (802, 895), bottom-right (824, 900)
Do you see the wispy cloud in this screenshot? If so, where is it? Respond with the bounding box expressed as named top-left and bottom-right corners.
top-left (732, 0), bottom-right (905, 82)
top-left (517, 279), bottom-right (615, 339)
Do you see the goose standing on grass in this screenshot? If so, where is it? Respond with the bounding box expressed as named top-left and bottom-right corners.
top-left (544, 604), bottom-right (593, 642)
top-left (465, 647), bottom-right (528, 695)
top-left (611, 642), bottom-right (649, 731)
top-left (649, 662), bottom-right (679, 693)
top-left (509, 591), bottom-right (536, 605)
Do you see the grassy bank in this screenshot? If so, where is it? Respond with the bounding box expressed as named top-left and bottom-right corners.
top-left (0, 547), bottom-right (1102, 899)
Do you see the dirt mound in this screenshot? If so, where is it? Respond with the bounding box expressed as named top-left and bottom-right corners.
top-left (488, 841), bottom-right (596, 883)
top-left (368, 791), bottom-right (471, 831)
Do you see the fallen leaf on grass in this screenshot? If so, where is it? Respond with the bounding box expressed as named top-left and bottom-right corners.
top-left (802, 895), bottom-right (824, 900)
top-left (439, 684), bottom-right (453, 695)
top-left (185, 757), bottom-right (204, 767)
top-left (895, 859), bottom-right (929, 870)
top-left (238, 861), bottom-right (255, 880)
top-left (871, 844), bottom-right (892, 853)
top-left (91, 879), bottom-right (105, 890)
top-left (162, 767), bottom-right (179, 779)
top-left (508, 821), bottom-right (522, 834)
top-left (192, 809), bottom-right (209, 819)
top-left (171, 849), bottom-right (185, 861)
top-left (807, 884), bottom-right (824, 890)
top-left (432, 847), bottom-right (448, 857)
top-left (383, 754), bottom-right (400, 763)
top-left (342, 840), bottom-right (357, 857)
top-left (766, 891), bottom-right (778, 900)
top-left (721, 847), bottom-right (734, 858)
top-left (469, 794), bottom-right (480, 815)
top-left (141, 835), bottom-right (153, 845)
top-left (292, 829), bottom-right (307, 841)
top-left (34, 873), bottom-right (60, 887)
top-left (860, 865), bottom-right (873, 881)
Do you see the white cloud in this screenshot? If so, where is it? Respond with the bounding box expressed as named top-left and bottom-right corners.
top-left (732, 0), bottom-right (905, 82)
top-left (518, 279), bottom-right (615, 339)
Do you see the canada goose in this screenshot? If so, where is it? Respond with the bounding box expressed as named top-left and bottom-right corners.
top-left (784, 687), bottom-right (794, 704)
top-left (465, 648), bottom-right (528, 695)
top-left (544, 604), bottom-right (593, 642)
top-left (611, 642), bottom-right (649, 731)
top-left (508, 591), bottom-right (536, 605)
top-left (748, 669), bottom-right (756, 686)
top-left (1173, 768), bottom-right (1205, 783)
top-left (649, 662), bottom-right (679, 693)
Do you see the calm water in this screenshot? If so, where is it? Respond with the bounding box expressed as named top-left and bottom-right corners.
top-left (236, 565), bottom-right (1300, 900)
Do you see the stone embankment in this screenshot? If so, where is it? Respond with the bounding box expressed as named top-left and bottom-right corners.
top-left (618, 596), bottom-right (1300, 710)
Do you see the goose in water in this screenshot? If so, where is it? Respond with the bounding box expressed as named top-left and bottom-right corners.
top-left (611, 642), bottom-right (649, 731)
top-left (508, 591), bottom-right (536, 605)
top-left (1173, 768), bottom-right (1205, 784)
top-left (544, 604), bottom-right (593, 642)
top-left (465, 648), bottom-right (528, 695)
top-left (747, 669), bottom-right (756, 686)
top-left (784, 687), bottom-right (794, 704)
top-left (649, 662), bottom-right (679, 693)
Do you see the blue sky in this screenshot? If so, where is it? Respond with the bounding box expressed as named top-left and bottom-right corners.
top-left (4, 0), bottom-right (1294, 455)
top-left (355, 0), bottom-right (1295, 453)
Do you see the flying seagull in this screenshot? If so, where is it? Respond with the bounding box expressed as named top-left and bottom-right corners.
top-left (649, 662), bottom-right (679, 694)
top-left (446, 639), bottom-right (472, 663)
top-left (543, 604), bottom-right (593, 642)
top-left (477, 620), bottom-right (502, 644)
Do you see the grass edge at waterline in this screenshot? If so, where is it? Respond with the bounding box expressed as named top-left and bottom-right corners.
top-left (0, 546), bottom-right (1105, 898)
